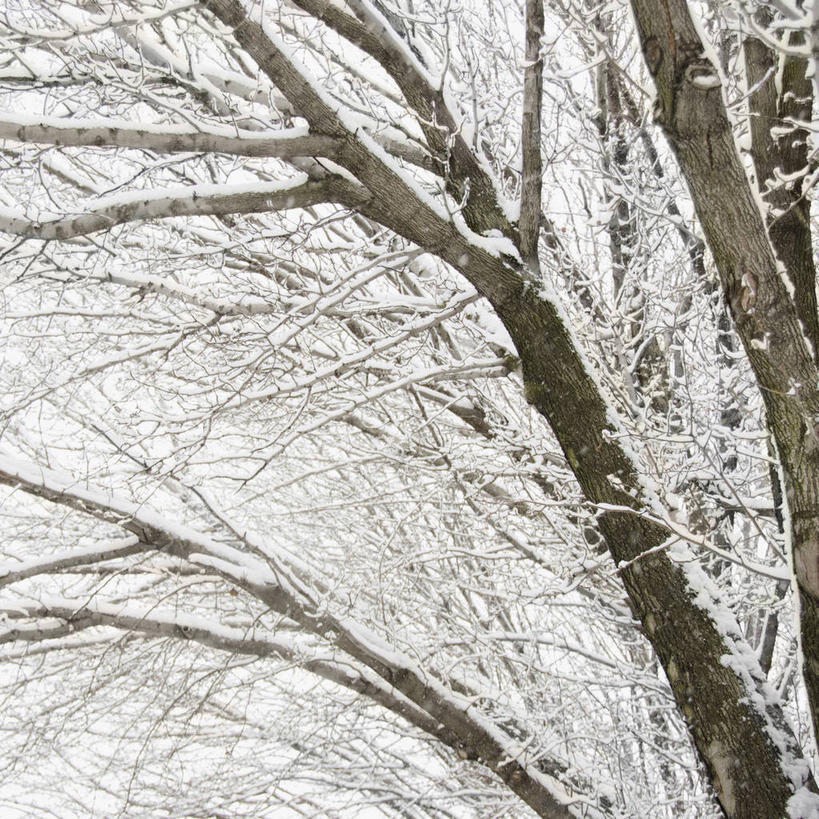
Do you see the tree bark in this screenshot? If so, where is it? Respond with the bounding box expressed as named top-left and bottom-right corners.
top-left (743, 34), bottom-right (818, 362)
top-left (520, 0), bottom-right (545, 270)
top-left (197, 0), bottom-right (818, 812)
top-left (630, 0), bottom-right (819, 775)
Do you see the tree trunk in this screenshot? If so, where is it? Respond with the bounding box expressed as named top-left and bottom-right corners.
top-left (630, 0), bottom-right (819, 766)
top-left (200, 1), bottom-right (818, 812)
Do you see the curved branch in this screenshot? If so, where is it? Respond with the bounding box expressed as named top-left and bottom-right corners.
top-left (2, 0), bottom-right (197, 44)
top-left (0, 454), bottom-right (588, 816)
top-left (194, 4), bottom-right (817, 810)
top-left (629, 0), bottom-right (819, 792)
top-left (0, 598), bottom-right (463, 750)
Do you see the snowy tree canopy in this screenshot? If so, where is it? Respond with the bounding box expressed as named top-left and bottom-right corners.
top-left (1, 0), bottom-right (819, 816)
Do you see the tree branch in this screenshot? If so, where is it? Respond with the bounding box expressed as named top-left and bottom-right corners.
top-left (285, 0), bottom-right (516, 237)
top-left (196, 4), bottom-right (819, 811)
top-left (0, 453), bottom-right (586, 816)
top-left (0, 113), bottom-right (437, 171)
top-left (743, 32), bottom-right (819, 361)
top-left (0, 537), bottom-right (145, 588)
top-left (0, 114), bottom-right (338, 157)
top-left (0, 597), bottom-right (466, 750)
top-left (0, 177), bottom-right (370, 240)
top-left (519, 0), bottom-right (544, 270)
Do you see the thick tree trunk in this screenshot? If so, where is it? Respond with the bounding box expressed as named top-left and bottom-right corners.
top-left (630, 0), bottom-right (819, 771)
top-left (192, 1), bottom-right (819, 813)
top-left (743, 35), bottom-right (818, 362)
top-left (497, 289), bottom-right (811, 817)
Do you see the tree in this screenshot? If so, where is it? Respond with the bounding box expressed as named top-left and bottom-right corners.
top-left (0, 0), bottom-right (818, 815)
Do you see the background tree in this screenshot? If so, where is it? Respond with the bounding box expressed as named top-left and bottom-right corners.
top-left (0, 0), bottom-right (818, 816)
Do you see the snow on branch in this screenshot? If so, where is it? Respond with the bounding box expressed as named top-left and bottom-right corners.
top-left (0, 451), bottom-right (587, 814)
top-left (0, 596), bottom-right (462, 747)
top-left (0, 113), bottom-right (436, 171)
top-left (0, 114), bottom-right (339, 158)
top-left (288, 0), bottom-right (514, 236)
top-left (0, 177), bottom-right (370, 240)
top-left (0, 537), bottom-right (145, 588)
top-left (2, 0), bottom-right (198, 44)
top-left (0, 453), bottom-right (285, 598)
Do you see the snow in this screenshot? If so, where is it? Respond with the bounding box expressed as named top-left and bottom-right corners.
top-left (0, 451), bottom-right (280, 587)
top-left (85, 176), bottom-right (309, 213)
top-left (690, 73), bottom-right (721, 90)
top-left (0, 111), bottom-right (310, 141)
top-left (788, 787), bottom-right (819, 818)
top-left (0, 536), bottom-right (139, 581)
top-left (0, 394), bottom-right (594, 813)
top-left (4, 0), bottom-right (819, 813)
top-left (335, 614), bottom-right (586, 812)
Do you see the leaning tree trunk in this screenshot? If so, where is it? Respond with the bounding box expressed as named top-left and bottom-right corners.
top-left (630, 0), bottom-right (819, 762)
top-left (3, 0), bottom-right (811, 813)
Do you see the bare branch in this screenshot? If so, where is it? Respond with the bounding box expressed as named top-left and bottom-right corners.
top-left (519, 0), bottom-right (545, 270)
top-left (1, 0), bottom-right (197, 44)
top-left (0, 114), bottom-right (436, 171)
top-left (0, 114), bottom-right (338, 158)
top-left (0, 177), bottom-right (370, 240)
top-left (272, 0), bottom-right (517, 237)
top-left (0, 537), bottom-right (146, 588)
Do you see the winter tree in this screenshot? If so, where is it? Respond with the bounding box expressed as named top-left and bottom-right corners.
top-left (1, 0), bottom-right (818, 815)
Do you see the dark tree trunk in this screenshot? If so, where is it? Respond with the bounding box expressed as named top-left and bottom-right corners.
top-left (629, 0), bottom-right (819, 790)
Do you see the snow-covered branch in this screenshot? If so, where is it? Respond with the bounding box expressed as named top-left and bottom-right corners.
top-left (2, 0), bottom-right (198, 44)
top-left (0, 177), bottom-right (370, 240)
top-left (0, 114), bottom-right (339, 158)
top-left (287, 0), bottom-right (514, 236)
top-left (0, 537), bottom-right (145, 588)
top-left (0, 452), bottom-right (587, 815)
top-left (0, 113), bottom-right (436, 171)
top-left (0, 597), bottom-right (465, 749)
top-left (4, 0), bottom-right (818, 813)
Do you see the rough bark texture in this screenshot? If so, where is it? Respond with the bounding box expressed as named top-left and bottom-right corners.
top-left (289, 0), bottom-right (516, 239)
top-left (497, 290), bottom-right (810, 818)
top-left (520, 0), bottom-right (545, 269)
top-left (0, 178), bottom-right (369, 241)
top-left (194, 0), bottom-right (819, 814)
top-left (630, 0), bottom-right (819, 791)
top-left (744, 35), bottom-right (819, 361)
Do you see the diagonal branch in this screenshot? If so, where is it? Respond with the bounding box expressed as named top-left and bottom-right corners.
top-left (7, 1), bottom-right (813, 811)
top-left (194, 4), bottom-right (817, 810)
top-left (281, 0), bottom-right (516, 238)
top-left (629, 0), bottom-right (819, 790)
top-left (0, 597), bottom-right (464, 751)
top-left (0, 453), bottom-right (588, 817)
top-left (0, 537), bottom-right (145, 588)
